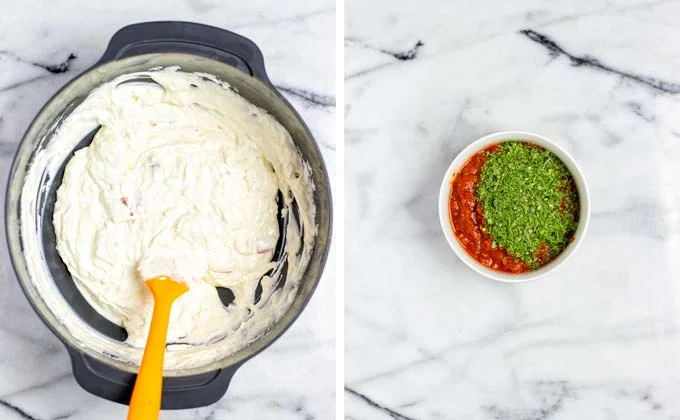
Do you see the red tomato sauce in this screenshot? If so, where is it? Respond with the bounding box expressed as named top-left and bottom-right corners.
top-left (448, 145), bottom-right (529, 274)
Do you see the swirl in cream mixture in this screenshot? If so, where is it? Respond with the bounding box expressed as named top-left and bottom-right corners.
top-left (26, 68), bottom-right (315, 369)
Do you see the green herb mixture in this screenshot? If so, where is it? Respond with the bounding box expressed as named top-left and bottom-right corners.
top-left (477, 142), bottom-right (579, 268)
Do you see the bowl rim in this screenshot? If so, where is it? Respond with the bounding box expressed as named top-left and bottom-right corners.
top-left (438, 130), bottom-right (590, 283)
top-left (5, 52), bottom-right (333, 377)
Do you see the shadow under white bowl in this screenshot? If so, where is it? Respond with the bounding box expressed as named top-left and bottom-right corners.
top-left (438, 131), bottom-right (590, 282)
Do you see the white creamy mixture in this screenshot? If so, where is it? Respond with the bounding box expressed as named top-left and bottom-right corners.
top-left (22, 68), bottom-right (315, 369)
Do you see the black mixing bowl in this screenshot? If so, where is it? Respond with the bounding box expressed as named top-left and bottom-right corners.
top-left (5, 21), bottom-right (331, 409)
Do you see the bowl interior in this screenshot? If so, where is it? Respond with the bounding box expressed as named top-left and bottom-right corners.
top-left (7, 53), bottom-right (331, 376)
top-left (438, 131), bottom-right (590, 282)
top-left (40, 127), bottom-right (296, 343)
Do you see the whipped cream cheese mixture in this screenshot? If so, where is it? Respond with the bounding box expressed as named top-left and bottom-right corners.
top-left (21, 68), bottom-right (315, 369)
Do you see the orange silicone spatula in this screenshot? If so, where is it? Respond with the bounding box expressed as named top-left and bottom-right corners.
top-left (127, 276), bottom-right (188, 420)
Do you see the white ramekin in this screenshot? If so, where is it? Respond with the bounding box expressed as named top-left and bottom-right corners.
top-left (438, 131), bottom-right (590, 282)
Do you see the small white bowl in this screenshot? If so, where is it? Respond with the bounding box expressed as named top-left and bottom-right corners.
top-left (438, 131), bottom-right (590, 282)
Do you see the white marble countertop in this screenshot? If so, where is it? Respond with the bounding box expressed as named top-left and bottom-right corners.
top-left (345, 0), bottom-right (680, 418)
top-left (0, 0), bottom-right (335, 419)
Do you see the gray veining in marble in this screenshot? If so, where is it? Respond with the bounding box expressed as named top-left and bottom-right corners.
top-left (345, 0), bottom-right (680, 418)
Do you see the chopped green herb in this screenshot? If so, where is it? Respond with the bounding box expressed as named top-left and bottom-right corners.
top-left (476, 142), bottom-right (579, 268)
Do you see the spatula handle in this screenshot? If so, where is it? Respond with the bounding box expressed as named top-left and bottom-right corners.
top-left (127, 278), bottom-right (187, 420)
